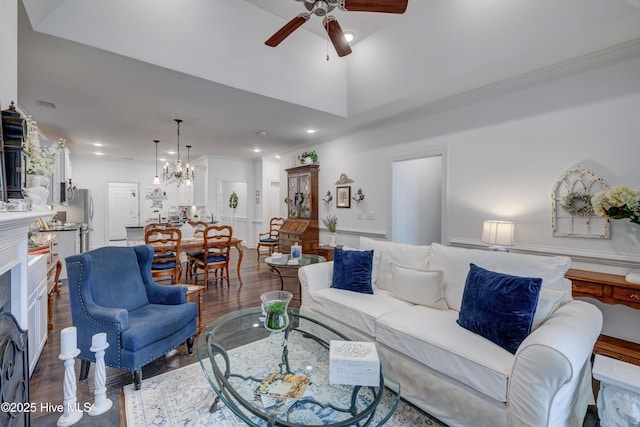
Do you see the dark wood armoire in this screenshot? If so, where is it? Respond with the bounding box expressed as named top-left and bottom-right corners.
top-left (278, 164), bottom-right (319, 255)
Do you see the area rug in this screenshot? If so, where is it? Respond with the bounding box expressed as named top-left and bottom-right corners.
top-left (124, 336), bottom-right (446, 426)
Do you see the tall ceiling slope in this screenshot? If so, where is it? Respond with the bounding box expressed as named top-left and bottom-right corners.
top-left (21, 0), bottom-right (640, 120)
top-left (21, 0), bottom-right (348, 116)
top-left (347, 0), bottom-right (640, 115)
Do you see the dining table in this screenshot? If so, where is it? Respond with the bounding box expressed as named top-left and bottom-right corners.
top-left (130, 237), bottom-right (245, 286)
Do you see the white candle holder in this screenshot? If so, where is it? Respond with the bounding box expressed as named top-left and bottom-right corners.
top-left (57, 348), bottom-right (83, 426)
top-left (88, 333), bottom-right (113, 416)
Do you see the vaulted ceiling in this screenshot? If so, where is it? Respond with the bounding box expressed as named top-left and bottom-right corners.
top-left (17, 0), bottom-right (640, 164)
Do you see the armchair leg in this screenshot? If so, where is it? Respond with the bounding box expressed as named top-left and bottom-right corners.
top-left (187, 337), bottom-right (194, 355)
top-left (79, 359), bottom-right (91, 381)
top-left (133, 369), bottom-right (142, 390)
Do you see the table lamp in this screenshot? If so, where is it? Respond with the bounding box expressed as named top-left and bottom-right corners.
top-left (481, 220), bottom-right (514, 252)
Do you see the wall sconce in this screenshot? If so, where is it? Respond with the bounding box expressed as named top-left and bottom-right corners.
top-left (322, 190), bottom-right (333, 212)
top-left (352, 188), bottom-right (365, 203)
top-left (481, 220), bottom-right (514, 252)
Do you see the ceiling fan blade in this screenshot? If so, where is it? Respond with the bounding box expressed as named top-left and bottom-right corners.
top-left (265, 14), bottom-right (310, 47)
top-left (339, 0), bottom-right (408, 14)
top-left (323, 16), bottom-right (352, 57)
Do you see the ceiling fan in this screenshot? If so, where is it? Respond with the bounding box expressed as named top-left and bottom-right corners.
top-left (265, 0), bottom-right (408, 57)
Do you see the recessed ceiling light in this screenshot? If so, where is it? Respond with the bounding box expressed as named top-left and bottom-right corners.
top-left (93, 143), bottom-right (103, 147)
top-left (95, 152), bottom-right (103, 156)
top-left (275, 155), bottom-right (281, 159)
top-left (168, 151), bottom-right (176, 155)
top-left (253, 148), bottom-right (261, 153)
top-left (159, 158), bottom-right (167, 162)
top-left (305, 128), bottom-right (317, 134)
top-left (257, 131), bottom-right (267, 137)
top-left (344, 32), bottom-right (355, 43)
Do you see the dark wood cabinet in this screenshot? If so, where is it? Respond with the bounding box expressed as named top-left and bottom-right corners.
top-left (279, 165), bottom-right (319, 254)
top-left (1, 102), bottom-right (25, 199)
top-left (567, 268), bottom-right (640, 365)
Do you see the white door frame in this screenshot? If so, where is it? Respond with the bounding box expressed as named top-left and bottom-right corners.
top-left (106, 181), bottom-right (140, 242)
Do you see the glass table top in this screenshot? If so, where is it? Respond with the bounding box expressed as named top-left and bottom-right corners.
top-left (264, 254), bottom-right (326, 268)
top-left (197, 307), bottom-right (400, 426)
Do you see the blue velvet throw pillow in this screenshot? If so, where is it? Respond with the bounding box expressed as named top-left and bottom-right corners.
top-left (331, 248), bottom-right (374, 294)
top-left (457, 263), bottom-right (542, 354)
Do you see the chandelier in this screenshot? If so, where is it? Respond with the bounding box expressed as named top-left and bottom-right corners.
top-left (161, 118), bottom-right (194, 187)
top-left (152, 139), bottom-right (161, 185)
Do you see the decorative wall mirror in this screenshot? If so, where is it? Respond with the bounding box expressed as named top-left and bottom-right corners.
top-left (552, 166), bottom-right (609, 238)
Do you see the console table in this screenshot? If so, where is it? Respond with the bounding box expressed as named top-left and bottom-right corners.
top-left (567, 268), bottom-right (640, 366)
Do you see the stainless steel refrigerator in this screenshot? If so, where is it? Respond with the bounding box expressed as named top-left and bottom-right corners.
top-left (65, 188), bottom-right (94, 252)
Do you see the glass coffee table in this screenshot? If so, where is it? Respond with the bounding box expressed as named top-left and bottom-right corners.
top-left (197, 307), bottom-right (400, 426)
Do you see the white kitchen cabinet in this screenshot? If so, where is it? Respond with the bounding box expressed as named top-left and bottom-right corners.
top-left (27, 254), bottom-right (48, 376)
top-left (56, 228), bottom-right (79, 280)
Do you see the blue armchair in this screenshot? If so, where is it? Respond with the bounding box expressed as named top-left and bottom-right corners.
top-left (65, 245), bottom-right (198, 390)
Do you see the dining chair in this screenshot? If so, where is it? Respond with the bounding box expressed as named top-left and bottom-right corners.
top-left (185, 221), bottom-right (208, 279)
top-left (192, 225), bottom-right (233, 289)
top-left (257, 217), bottom-right (285, 261)
top-left (145, 226), bottom-right (182, 284)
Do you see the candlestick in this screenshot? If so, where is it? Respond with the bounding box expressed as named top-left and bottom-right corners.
top-left (58, 348), bottom-right (82, 426)
top-left (88, 334), bottom-right (112, 416)
top-left (60, 327), bottom-right (77, 356)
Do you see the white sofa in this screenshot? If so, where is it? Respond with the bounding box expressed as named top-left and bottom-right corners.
top-left (298, 238), bottom-right (603, 427)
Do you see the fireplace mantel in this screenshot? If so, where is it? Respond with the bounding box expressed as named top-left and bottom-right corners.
top-left (0, 211), bottom-right (55, 329)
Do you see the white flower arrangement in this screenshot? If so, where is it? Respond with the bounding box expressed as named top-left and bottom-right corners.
top-left (591, 184), bottom-right (640, 225)
top-left (22, 116), bottom-right (65, 176)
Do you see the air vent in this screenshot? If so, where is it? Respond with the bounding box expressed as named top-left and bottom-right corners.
top-left (36, 100), bottom-right (56, 109)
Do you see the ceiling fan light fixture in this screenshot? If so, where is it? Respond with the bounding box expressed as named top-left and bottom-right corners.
top-left (344, 31), bottom-right (355, 43)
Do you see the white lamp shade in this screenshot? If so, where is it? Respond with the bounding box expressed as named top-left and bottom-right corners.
top-left (482, 220), bottom-right (514, 246)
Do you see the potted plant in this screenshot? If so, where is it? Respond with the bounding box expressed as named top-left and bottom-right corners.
top-left (322, 214), bottom-right (338, 246)
top-left (298, 150), bottom-right (318, 164)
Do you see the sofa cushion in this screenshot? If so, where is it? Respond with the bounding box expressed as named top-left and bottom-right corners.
top-left (332, 248), bottom-right (374, 294)
top-left (457, 264), bottom-right (542, 354)
top-left (359, 237), bottom-right (430, 292)
top-left (390, 264), bottom-right (447, 309)
top-left (121, 302), bottom-right (198, 351)
top-left (308, 287), bottom-right (413, 337)
top-left (376, 305), bottom-right (515, 402)
top-left (428, 243), bottom-right (571, 312)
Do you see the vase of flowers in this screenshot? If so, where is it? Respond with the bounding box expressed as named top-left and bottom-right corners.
top-left (591, 185), bottom-right (640, 225)
top-left (323, 214), bottom-right (338, 246)
top-left (592, 185), bottom-right (640, 283)
top-left (23, 116), bottom-right (65, 179)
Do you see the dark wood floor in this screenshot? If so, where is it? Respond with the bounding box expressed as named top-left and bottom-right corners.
top-left (30, 248), bottom-right (601, 426)
top-left (30, 250), bottom-right (297, 420)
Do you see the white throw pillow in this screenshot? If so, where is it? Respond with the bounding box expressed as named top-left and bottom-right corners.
top-left (429, 243), bottom-right (572, 311)
top-left (360, 237), bottom-right (430, 292)
top-left (390, 263), bottom-right (447, 309)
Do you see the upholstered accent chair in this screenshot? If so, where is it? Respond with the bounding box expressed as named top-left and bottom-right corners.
top-left (145, 226), bottom-right (182, 284)
top-left (256, 217), bottom-right (285, 260)
top-left (192, 225), bottom-right (233, 288)
top-left (66, 245), bottom-right (198, 390)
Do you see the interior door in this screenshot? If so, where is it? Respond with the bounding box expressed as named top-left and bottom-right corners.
top-left (107, 182), bottom-right (140, 241)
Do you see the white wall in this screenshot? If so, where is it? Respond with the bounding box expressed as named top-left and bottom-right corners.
top-left (281, 52), bottom-right (640, 342)
top-left (0, 0), bottom-right (18, 110)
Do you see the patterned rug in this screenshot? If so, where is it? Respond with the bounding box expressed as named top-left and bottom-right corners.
top-left (124, 336), bottom-right (446, 426)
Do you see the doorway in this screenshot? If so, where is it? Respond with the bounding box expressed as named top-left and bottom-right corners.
top-left (107, 182), bottom-right (140, 241)
top-left (391, 155), bottom-right (443, 245)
